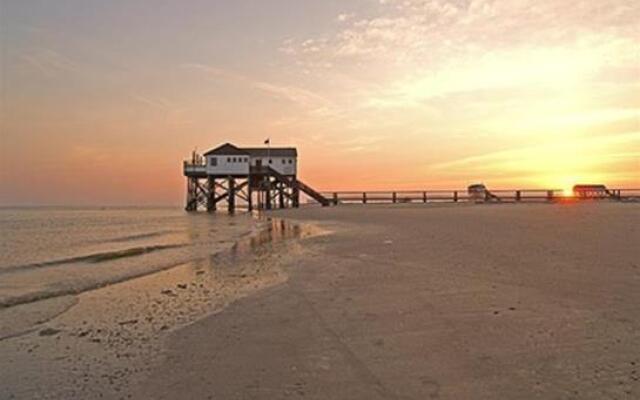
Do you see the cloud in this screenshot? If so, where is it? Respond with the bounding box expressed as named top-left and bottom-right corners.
top-left (130, 93), bottom-right (173, 110)
top-left (336, 13), bottom-right (354, 22)
top-left (21, 48), bottom-right (80, 77)
top-left (274, 0), bottom-right (640, 151)
top-left (281, 0), bottom-right (638, 69)
top-left (182, 62), bottom-right (330, 108)
top-left (421, 131), bottom-right (640, 188)
top-left (181, 63), bottom-right (249, 82)
top-left (362, 37), bottom-right (632, 108)
top-left (253, 82), bottom-right (328, 107)
top-left (429, 131), bottom-right (640, 180)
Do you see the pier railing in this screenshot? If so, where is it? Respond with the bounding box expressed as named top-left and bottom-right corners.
top-left (319, 188), bottom-right (640, 205)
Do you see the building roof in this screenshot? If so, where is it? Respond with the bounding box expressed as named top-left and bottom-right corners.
top-left (204, 143), bottom-right (249, 156)
top-left (467, 184), bottom-right (486, 190)
top-left (573, 184), bottom-right (607, 190)
top-left (204, 143), bottom-right (297, 158)
top-left (243, 148), bottom-right (297, 157)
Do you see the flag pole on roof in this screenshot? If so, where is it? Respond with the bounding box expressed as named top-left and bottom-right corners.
top-left (265, 138), bottom-right (271, 163)
top-left (265, 139), bottom-right (271, 182)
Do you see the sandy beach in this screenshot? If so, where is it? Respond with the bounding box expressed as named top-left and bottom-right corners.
top-left (2, 202), bottom-right (639, 399)
top-left (135, 202), bottom-right (638, 399)
top-left (4, 0), bottom-right (638, 398)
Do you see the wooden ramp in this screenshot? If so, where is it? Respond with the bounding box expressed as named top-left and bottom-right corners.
top-left (296, 179), bottom-right (330, 206)
top-left (485, 190), bottom-right (502, 202)
top-left (266, 167), bottom-right (330, 206)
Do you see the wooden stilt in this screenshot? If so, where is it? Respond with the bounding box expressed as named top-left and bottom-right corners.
top-left (278, 182), bottom-right (285, 209)
top-left (184, 159), bottom-right (329, 212)
top-left (265, 179), bottom-right (272, 210)
top-left (228, 177), bottom-right (235, 213)
top-left (206, 178), bottom-right (216, 212)
top-left (292, 176), bottom-right (300, 208)
top-left (185, 178), bottom-right (195, 211)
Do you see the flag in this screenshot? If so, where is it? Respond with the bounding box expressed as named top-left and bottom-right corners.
top-left (264, 138), bottom-right (270, 145)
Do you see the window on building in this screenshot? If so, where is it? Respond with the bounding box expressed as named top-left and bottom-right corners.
top-left (268, 159), bottom-right (272, 164)
top-left (227, 157), bottom-right (231, 162)
top-left (288, 159), bottom-right (293, 164)
top-left (210, 157), bottom-right (217, 166)
top-left (282, 159), bottom-right (286, 164)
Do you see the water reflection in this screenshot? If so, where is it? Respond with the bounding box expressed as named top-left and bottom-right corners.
top-left (206, 218), bottom-right (319, 267)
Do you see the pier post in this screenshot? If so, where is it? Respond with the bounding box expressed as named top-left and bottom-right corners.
top-left (228, 177), bottom-right (236, 213)
top-left (185, 178), bottom-right (195, 212)
top-left (363, 192), bottom-right (367, 204)
top-left (423, 191), bottom-right (427, 203)
top-left (292, 177), bottom-right (300, 208)
top-left (278, 182), bottom-right (285, 209)
top-left (265, 181), bottom-right (272, 210)
top-left (453, 191), bottom-right (458, 202)
top-left (516, 190), bottom-right (521, 202)
top-left (547, 190), bottom-right (554, 202)
top-left (333, 192), bottom-right (338, 205)
top-left (247, 185), bottom-right (253, 212)
top-left (292, 188), bottom-right (300, 208)
top-left (185, 177), bottom-right (208, 212)
top-left (206, 178), bottom-right (216, 212)
top-left (392, 192), bottom-right (397, 203)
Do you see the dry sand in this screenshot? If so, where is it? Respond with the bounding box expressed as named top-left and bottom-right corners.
top-left (135, 202), bottom-right (640, 399)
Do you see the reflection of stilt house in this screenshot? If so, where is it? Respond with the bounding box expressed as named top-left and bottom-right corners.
top-left (183, 143), bottom-right (329, 213)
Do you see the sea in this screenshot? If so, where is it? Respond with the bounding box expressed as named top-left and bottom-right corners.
top-left (0, 207), bottom-right (260, 308)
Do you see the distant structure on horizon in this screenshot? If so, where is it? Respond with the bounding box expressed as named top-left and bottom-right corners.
top-left (183, 142), bottom-right (329, 213)
top-left (572, 184), bottom-right (613, 199)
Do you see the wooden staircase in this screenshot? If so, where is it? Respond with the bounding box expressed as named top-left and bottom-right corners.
top-left (296, 179), bottom-right (330, 206)
top-left (485, 190), bottom-right (502, 202)
top-left (266, 167), bottom-right (330, 206)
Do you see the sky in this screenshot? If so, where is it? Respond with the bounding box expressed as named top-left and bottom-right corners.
top-left (1, 0), bottom-right (638, 206)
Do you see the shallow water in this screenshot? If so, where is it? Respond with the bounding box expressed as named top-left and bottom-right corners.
top-left (0, 214), bottom-right (327, 399)
top-left (0, 207), bottom-right (258, 307)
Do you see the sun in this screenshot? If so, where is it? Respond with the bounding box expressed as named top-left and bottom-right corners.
top-left (562, 186), bottom-right (574, 197)
top-left (556, 176), bottom-right (579, 197)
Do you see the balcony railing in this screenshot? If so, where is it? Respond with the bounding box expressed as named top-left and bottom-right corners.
top-left (183, 161), bottom-right (206, 174)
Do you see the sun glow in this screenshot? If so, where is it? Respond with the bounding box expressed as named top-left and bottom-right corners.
top-left (562, 186), bottom-right (575, 197)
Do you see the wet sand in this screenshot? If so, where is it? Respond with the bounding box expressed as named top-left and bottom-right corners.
top-left (0, 218), bottom-right (324, 399)
top-left (136, 202), bottom-right (639, 399)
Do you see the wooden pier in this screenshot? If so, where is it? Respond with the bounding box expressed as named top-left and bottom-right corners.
top-left (319, 188), bottom-right (640, 205)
